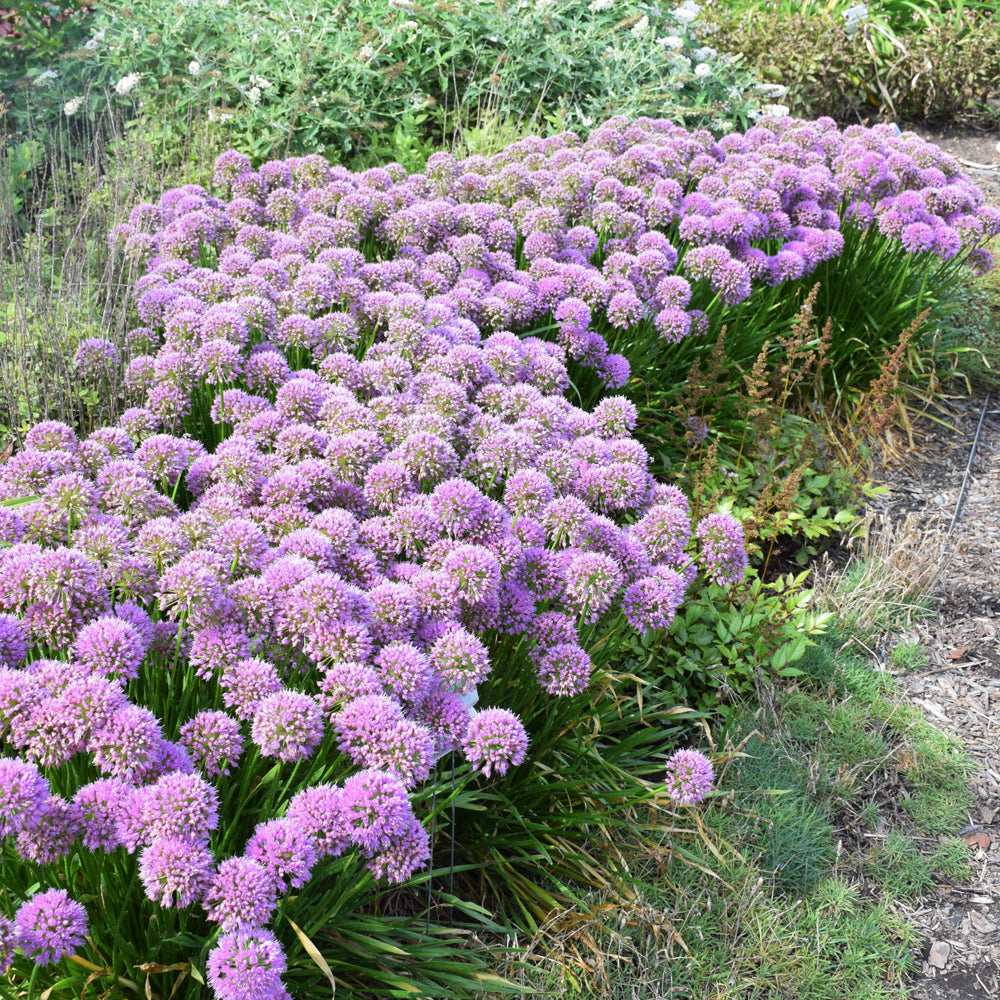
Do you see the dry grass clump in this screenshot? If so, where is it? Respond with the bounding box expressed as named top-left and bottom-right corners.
top-left (813, 511), bottom-right (953, 640)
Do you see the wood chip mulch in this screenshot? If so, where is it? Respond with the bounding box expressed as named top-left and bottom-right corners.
top-left (864, 396), bottom-right (1000, 999)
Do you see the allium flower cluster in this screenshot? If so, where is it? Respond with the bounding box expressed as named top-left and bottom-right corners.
top-left (663, 748), bottom-right (714, 805)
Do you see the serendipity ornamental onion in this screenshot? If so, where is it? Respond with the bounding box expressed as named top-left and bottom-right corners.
top-left (14, 889), bottom-right (88, 967)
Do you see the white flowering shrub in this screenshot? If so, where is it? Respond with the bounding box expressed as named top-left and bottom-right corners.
top-left (40, 0), bottom-right (766, 168)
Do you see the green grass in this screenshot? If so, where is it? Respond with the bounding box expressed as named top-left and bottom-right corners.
top-left (486, 621), bottom-right (974, 997)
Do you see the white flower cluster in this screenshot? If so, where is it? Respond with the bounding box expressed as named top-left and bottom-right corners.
top-left (631, 15), bottom-right (650, 37)
top-left (115, 73), bottom-right (141, 97)
top-left (657, 35), bottom-right (684, 50)
top-left (63, 96), bottom-right (85, 116)
top-left (588, 0), bottom-right (613, 9)
top-left (33, 69), bottom-right (59, 87)
top-left (189, 60), bottom-right (202, 76)
top-left (672, 1), bottom-right (700, 26)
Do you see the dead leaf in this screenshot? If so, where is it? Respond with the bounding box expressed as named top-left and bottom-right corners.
top-left (946, 647), bottom-right (969, 661)
top-left (963, 830), bottom-right (991, 850)
top-left (928, 940), bottom-right (951, 969)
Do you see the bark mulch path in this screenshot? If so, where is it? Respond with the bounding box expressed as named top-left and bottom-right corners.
top-left (860, 393), bottom-right (1000, 999)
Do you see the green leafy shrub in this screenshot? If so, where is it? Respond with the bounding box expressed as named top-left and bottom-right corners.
top-left (41, 0), bottom-right (764, 170)
top-left (703, 0), bottom-right (1000, 123)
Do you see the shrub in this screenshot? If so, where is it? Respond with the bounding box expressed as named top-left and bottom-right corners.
top-left (18, 0), bottom-right (765, 172)
top-left (703, 0), bottom-right (1000, 123)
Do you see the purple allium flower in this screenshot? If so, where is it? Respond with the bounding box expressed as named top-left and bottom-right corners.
top-left (139, 837), bottom-right (215, 908)
top-left (412, 684), bottom-right (472, 755)
top-left (334, 694), bottom-right (433, 786)
top-left (428, 626), bottom-right (491, 693)
top-left (663, 748), bottom-right (714, 805)
top-left (0, 915), bottom-right (16, 975)
top-left (73, 337), bottom-right (118, 380)
top-left (6, 787), bottom-right (76, 863)
top-left (563, 551), bottom-right (623, 624)
top-left (374, 642), bottom-right (436, 704)
top-left (631, 504), bottom-right (691, 565)
top-left (0, 613), bottom-right (28, 667)
top-left (74, 616), bottom-right (145, 680)
top-left (251, 690), bottom-right (325, 764)
top-left (316, 660), bottom-right (384, 717)
top-left (179, 711), bottom-right (244, 777)
top-left (133, 771), bottom-right (220, 848)
top-left (203, 857), bottom-right (278, 931)
top-left (24, 420), bottom-right (79, 453)
top-left (622, 567), bottom-right (688, 632)
top-left (89, 704), bottom-right (164, 783)
top-left (341, 768), bottom-right (412, 852)
top-left (189, 625), bottom-right (252, 680)
top-left (245, 818), bottom-right (316, 891)
top-left (14, 888), bottom-right (88, 967)
top-left (286, 784), bottom-right (352, 859)
top-left (696, 512), bottom-right (748, 586)
top-left (463, 708), bottom-right (528, 779)
top-left (440, 543), bottom-right (501, 604)
top-left (533, 642), bottom-right (592, 697)
top-left (207, 928), bottom-right (287, 1000)
top-left (72, 777), bottom-right (129, 851)
top-left (364, 814), bottom-right (431, 884)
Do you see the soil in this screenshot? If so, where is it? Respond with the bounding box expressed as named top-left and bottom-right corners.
top-left (828, 121), bottom-right (1000, 999)
top-left (872, 396), bottom-right (1000, 1000)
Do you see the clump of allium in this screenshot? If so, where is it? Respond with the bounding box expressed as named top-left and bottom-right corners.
top-left (462, 708), bottom-right (528, 778)
top-left (179, 710), bottom-right (244, 777)
top-left (663, 749), bottom-right (714, 806)
top-left (202, 856), bottom-right (278, 931)
top-left (250, 690), bottom-right (325, 763)
top-left (695, 512), bottom-right (748, 587)
top-left (139, 837), bottom-right (215, 908)
top-left (207, 928), bottom-right (287, 1000)
top-left (14, 888), bottom-right (88, 967)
